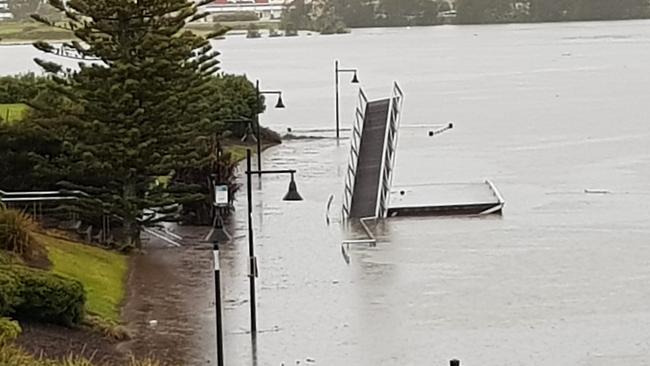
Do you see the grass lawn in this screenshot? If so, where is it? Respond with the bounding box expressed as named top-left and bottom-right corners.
top-left (0, 103), bottom-right (29, 124)
top-left (0, 21), bottom-right (72, 43)
top-left (186, 20), bottom-right (281, 34)
top-left (0, 20), bottom-right (280, 43)
top-left (33, 233), bottom-right (128, 323)
top-left (226, 144), bottom-right (249, 162)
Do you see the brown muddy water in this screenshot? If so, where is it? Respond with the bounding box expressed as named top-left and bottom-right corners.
top-left (3, 19), bottom-right (650, 366)
top-left (121, 227), bottom-right (216, 365)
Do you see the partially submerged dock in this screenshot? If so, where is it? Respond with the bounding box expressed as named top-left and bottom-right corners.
top-left (387, 181), bottom-right (505, 217)
top-left (342, 82), bottom-right (505, 221)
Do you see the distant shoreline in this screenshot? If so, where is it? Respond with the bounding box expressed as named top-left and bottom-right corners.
top-left (2, 17), bottom-right (650, 46)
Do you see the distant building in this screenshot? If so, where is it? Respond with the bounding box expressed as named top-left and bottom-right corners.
top-left (0, 0), bottom-right (14, 21)
top-left (202, 0), bottom-right (288, 21)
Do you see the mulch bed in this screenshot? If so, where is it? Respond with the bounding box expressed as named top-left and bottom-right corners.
top-left (16, 321), bottom-right (126, 365)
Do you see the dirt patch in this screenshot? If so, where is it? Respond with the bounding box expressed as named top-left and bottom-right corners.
top-left (16, 321), bottom-right (124, 365)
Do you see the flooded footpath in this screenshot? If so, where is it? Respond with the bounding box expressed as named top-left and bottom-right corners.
top-left (118, 125), bottom-right (650, 366)
top-left (121, 226), bottom-right (216, 365)
top-left (64, 20), bottom-right (650, 365)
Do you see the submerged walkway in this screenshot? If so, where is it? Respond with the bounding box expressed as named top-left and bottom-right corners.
top-left (120, 226), bottom-right (216, 366)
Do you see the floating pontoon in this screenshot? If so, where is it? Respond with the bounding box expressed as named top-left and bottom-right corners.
top-left (342, 83), bottom-right (505, 221)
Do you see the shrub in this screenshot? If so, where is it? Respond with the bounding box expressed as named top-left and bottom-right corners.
top-left (0, 209), bottom-right (43, 262)
top-left (212, 11), bottom-right (258, 22)
top-left (0, 271), bottom-right (20, 315)
top-left (0, 74), bottom-right (50, 104)
top-left (0, 121), bottom-right (65, 191)
top-left (0, 266), bottom-right (86, 326)
top-left (0, 317), bottom-right (21, 344)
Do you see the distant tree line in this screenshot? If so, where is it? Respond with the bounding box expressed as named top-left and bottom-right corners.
top-left (282, 0), bottom-right (650, 31)
top-left (456, 0), bottom-right (650, 24)
top-left (281, 0), bottom-right (453, 33)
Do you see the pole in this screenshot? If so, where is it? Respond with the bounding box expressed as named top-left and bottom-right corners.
top-left (213, 245), bottom-right (224, 366)
top-left (246, 149), bottom-right (257, 335)
top-left (335, 60), bottom-right (340, 140)
top-left (255, 80), bottom-right (262, 176)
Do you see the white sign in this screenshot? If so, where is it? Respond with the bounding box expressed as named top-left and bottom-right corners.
top-left (214, 185), bottom-right (229, 207)
top-left (213, 250), bottom-right (220, 271)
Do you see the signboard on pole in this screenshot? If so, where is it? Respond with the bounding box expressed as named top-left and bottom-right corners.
top-left (214, 185), bottom-right (229, 207)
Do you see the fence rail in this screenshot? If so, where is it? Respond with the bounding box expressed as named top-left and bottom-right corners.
top-left (376, 81), bottom-right (404, 218)
top-left (342, 88), bottom-right (368, 219)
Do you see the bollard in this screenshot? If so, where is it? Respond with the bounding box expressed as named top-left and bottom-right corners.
top-left (450, 359), bottom-right (460, 366)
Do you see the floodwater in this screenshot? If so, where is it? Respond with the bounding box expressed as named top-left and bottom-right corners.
top-left (3, 20), bottom-right (650, 366)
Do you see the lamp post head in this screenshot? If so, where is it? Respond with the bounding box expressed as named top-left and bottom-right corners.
top-left (283, 174), bottom-right (303, 201)
top-left (275, 95), bottom-right (286, 109)
top-left (351, 72), bottom-right (359, 84)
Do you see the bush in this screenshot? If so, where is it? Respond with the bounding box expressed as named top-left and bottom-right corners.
top-left (0, 121), bottom-right (65, 191)
top-left (212, 11), bottom-right (258, 22)
top-left (0, 74), bottom-right (51, 104)
top-left (0, 317), bottom-right (21, 344)
top-left (0, 266), bottom-right (86, 326)
top-left (0, 271), bottom-right (20, 315)
top-left (0, 209), bottom-right (42, 262)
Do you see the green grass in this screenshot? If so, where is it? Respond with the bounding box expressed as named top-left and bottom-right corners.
top-left (226, 144), bottom-right (249, 162)
top-left (186, 20), bottom-right (281, 34)
top-left (0, 21), bottom-right (72, 43)
top-left (33, 233), bottom-right (128, 323)
top-left (0, 104), bottom-right (29, 124)
top-left (0, 20), bottom-right (280, 43)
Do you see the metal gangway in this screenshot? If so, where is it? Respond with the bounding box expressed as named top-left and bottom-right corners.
top-left (342, 82), bottom-right (404, 221)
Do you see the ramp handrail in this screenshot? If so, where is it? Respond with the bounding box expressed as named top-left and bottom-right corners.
top-left (376, 82), bottom-right (404, 218)
top-left (342, 88), bottom-right (368, 219)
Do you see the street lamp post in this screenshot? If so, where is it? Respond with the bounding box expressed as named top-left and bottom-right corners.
top-left (212, 241), bottom-right (224, 366)
top-left (206, 141), bottom-right (231, 366)
top-left (334, 60), bottom-right (360, 140)
top-left (245, 148), bottom-right (302, 335)
top-left (255, 80), bottom-right (285, 175)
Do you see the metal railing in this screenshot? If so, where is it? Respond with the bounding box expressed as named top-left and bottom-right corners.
top-left (342, 88), bottom-right (368, 219)
top-left (376, 82), bottom-right (404, 218)
top-left (0, 189), bottom-right (86, 221)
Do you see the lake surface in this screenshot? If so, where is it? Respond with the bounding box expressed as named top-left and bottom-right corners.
top-left (3, 20), bottom-right (650, 366)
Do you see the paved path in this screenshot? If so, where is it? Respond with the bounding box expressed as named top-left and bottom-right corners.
top-left (120, 226), bottom-right (216, 366)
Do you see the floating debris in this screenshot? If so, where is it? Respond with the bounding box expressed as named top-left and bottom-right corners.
top-left (584, 189), bottom-right (610, 194)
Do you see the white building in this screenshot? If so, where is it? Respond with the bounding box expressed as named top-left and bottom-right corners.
top-left (202, 0), bottom-right (288, 21)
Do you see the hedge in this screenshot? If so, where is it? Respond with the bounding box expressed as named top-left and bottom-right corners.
top-left (0, 271), bottom-right (20, 315)
top-left (0, 265), bottom-right (86, 326)
top-left (0, 74), bottom-right (50, 104)
top-left (212, 11), bottom-right (259, 22)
